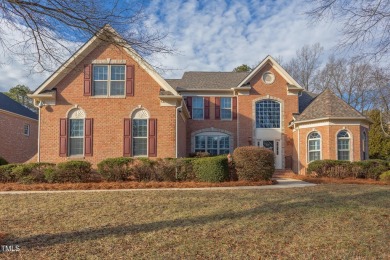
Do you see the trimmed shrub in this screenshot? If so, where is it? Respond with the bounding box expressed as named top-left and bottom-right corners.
top-left (188, 152), bottom-right (211, 158)
top-left (192, 155), bottom-right (229, 182)
top-left (307, 160), bottom-right (352, 178)
top-left (175, 158), bottom-right (197, 181)
top-left (130, 158), bottom-right (157, 181)
top-left (0, 157), bottom-right (8, 166)
top-left (12, 163), bottom-right (55, 184)
top-left (97, 157), bottom-right (134, 181)
top-left (154, 158), bottom-right (177, 182)
top-left (56, 161), bottom-right (92, 182)
top-left (0, 164), bottom-right (19, 182)
top-left (233, 146), bottom-right (275, 181)
top-left (351, 159), bottom-right (389, 180)
top-left (308, 159), bottom-right (390, 179)
top-left (379, 171), bottom-right (390, 182)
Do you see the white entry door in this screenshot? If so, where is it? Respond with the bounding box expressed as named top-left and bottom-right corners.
top-left (257, 139), bottom-right (282, 169)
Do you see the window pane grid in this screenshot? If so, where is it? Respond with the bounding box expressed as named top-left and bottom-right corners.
top-left (337, 131), bottom-right (350, 161)
top-left (192, 97), bottom-right (204, 119)
top-left (69, 119), bottom-right (84, 156)
top-left (256, 100), bottom-right (280, 128)
top-left (93, 65), bottom-right (125, 96)
top-left (194, 134), bottom-right (230, 155)
top-left (308, 132), bottom-right (321, 162)
top-left (132, 119), bottom-right (148, 156)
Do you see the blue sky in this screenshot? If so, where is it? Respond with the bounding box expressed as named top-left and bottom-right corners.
top-left (0, 0), bottom-right (341, 92)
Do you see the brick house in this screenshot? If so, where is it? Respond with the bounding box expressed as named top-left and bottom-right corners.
top-left (0, 93), bottom-right (38, 163)
top-left (29, 26), bottom-right (370, 174)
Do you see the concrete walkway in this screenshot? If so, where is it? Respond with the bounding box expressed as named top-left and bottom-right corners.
top-left (0, 178), bottom-right (316, 194)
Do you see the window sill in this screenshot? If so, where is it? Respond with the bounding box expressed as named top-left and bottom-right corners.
top-left (90, 96), bottom-right (126, 99)
top-left (67, 156), bottom-right (85, 160)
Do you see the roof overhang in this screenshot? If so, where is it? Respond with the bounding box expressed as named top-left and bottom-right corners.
top-left (32, 25), bottom-right (179, 97)
top-left (235, 55), bottom-right (304, 90)
top-left (294, 116), bottom-right (373, 125)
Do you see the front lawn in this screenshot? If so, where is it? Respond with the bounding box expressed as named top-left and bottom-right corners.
top-left (1, 185), bottom-right (389, 259)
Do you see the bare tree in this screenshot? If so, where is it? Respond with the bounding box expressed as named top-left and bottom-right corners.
top-left (284, 43), bottom-right (323, 91)
top-left (306, 0), bottom-right (390, 62)
top-left (0, 0), bottom-right (171, 72)
top-left (315, 56), bottom-right (379, 113)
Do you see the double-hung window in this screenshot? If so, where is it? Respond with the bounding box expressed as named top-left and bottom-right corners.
top-left (69, 119), bottom-right (84, 156)
top-left (132, 119), bottom-right (148, 156)
top-left (192, 97), bottom-right (204, 120)
top-left (93, 65), bottom-right (125, 96)
top-left (221, 97), bottom-right (232, 120)
top-left (337, 130), bottom-right (350, 161)
top-left (308, 132), bottom-right (321, 162)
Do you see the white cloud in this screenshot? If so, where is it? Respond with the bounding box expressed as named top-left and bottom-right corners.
top-left (0, 0), bottom-right (342, 91)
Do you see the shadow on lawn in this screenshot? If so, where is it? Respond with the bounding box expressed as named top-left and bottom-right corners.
top-left (10, 188), bottom-right (390, 249)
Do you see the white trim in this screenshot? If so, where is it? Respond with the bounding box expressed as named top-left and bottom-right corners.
top-left (220, 97), bottom-right (233, 121)
top-left (92, 64), bottom-right (126, 97)
top-left (336, 129), bottom-right (353, 161)
top-left (236, 55), bottom-right (304, 89)
top-left (296, 120), bottom-right (370, 129)
top-left (306, 131), bottom-right (322, 164)
top-left (294, 117), bottom-right (370, 125)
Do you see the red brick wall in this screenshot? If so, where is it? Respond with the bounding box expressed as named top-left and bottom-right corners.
top-left (296, 124), bottom-right (366, 175)
top-left (186, 96), bottom-right (237, 154)
top-left (39, 42), bottom-right (177, 165)
top-left (0, 111), bottom-right (38, 163)
top-left (238, 63), bottom-right (299, 166)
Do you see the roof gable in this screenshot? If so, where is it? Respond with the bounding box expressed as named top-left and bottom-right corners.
top-left (0, 93), bottom-right (38, 120)
top-left (236, 55), bottom-right (304, 89)
top-left (32, 25), bottom-right (178, 96)
top-left (296, 88), bottom-right (367, 122)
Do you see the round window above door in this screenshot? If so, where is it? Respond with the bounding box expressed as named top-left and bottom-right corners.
top-left (262, 72), bottom-right (275, 84)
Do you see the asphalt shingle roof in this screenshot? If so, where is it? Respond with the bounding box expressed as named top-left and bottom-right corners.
top-left (296, 88), bottom-right (366, 121)
top-left (0, 93), bottom-right (38, 120)
top-left (298, 91), bottom-right (318, 113)
top-left (165, 71), bottom-right (250, 90)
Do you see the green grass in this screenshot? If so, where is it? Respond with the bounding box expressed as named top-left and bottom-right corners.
top-left (1, 184), bottom-right (389, 259)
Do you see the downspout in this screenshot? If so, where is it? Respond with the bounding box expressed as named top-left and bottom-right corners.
top-left (33, 99), bottom-right (42, 162)
top-left (175, 102), bottom-right (183, 158)
top-left (236, 91), bottom-right (239, 147)
top-left (297, 126), bottom-right (300, 174)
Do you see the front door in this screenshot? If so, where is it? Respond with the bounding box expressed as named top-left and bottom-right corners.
top-left (257, 139), bottom-right (282, 169)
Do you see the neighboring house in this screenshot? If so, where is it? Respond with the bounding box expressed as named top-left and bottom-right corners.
top-left (29, 25), bottom-right (371, 174)
top-left (0, 93), bottom-right (38, 163)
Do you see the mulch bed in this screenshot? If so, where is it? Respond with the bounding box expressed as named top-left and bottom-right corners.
top-left (0, 180), bottom-right (275, 191)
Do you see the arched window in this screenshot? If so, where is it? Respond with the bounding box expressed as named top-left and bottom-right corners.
top-left (362, 131), bottom-right (367, 160)
top-left (337, 130), bottom-right (350, 161)
top-left (132, 109), bottom-right (149, 156)
top-left (68, 109), bottom-right (85, 156)
top-left (308, 132), bottom-right (321, 162)
top-left (255, 100), bottom-right (280, 128)
top-left (194, 133), bottom-right (230, 155)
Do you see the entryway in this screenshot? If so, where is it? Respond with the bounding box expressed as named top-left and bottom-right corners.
top-left (256, 139), bottom-right (283, 169)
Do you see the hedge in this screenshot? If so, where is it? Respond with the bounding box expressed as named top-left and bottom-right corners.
top-left (55, 161), bottom-right (92, 182)
top-left (379, 171), bottom-right (390, 182)
top-left (0, 164), bottom-right (19, 182)
top-left (97, 157), bottom-right (134, 181)
top-left (12, 163), bottom-right (55, 184)
top-left (192, 155), bottom-right (229, 182)
top-left (0, 157), bottom-right (8, 166)
top-left (233, 146), bottom-right (275, 181)
top-left (308, 159), bottom-right (390, 179)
